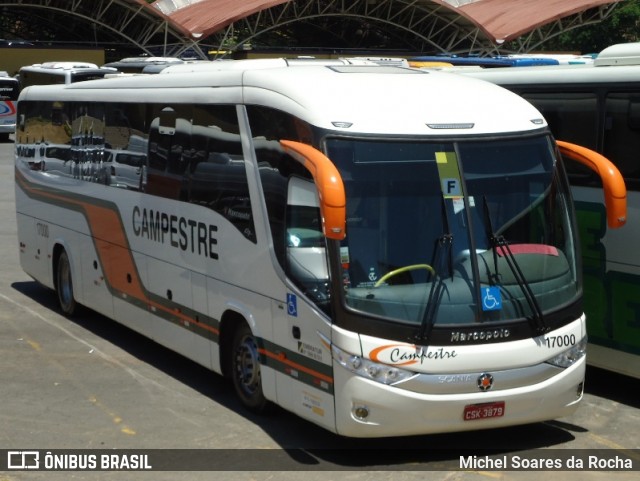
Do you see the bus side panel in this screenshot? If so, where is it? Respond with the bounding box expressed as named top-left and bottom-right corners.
top-left (16, 211), bottom-right (51, 288)
top-left (16, 180), bottom-right (86, 295)
top-left (574, 189), bottom-right (640, 377)
top-left (191, 272), bottom-right (213, 369)
top-left (79, 233), bottom-right (114, 318)
top-left (145, 259), bottom-right (212, 369)
top-left (271, 296), bottom-right (336, 433)
top-left (111, 250), bottom-right (151, 339)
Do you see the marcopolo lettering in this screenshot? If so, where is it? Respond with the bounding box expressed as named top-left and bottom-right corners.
top-left (132, 206), bottom-right (218, 259)
top-left (450, 328), bottom-right (511, 343)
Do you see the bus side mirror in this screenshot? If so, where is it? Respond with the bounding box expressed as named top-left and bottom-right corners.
top-left (556, 140), bottom-right (626, 229)
top-left (280, 140), bottom-right (346, 240)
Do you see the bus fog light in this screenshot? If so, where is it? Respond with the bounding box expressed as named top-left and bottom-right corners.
top-left (353, 405), bottom-right (370, 420)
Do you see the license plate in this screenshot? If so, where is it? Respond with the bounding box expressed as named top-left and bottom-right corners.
top-left (463, 401), bottom-right (505, 421)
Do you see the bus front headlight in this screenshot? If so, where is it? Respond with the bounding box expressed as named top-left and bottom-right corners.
top-left (331, 343), bottom-right (415, 385)
top-left (545, 336), bottom-right (587, 368)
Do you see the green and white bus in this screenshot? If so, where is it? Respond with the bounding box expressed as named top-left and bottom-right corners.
top-left (462, 43), bottom-right (640, 378)
top-left (15, 59), bottom-right (624, 437)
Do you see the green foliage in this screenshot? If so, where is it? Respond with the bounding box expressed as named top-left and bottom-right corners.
top-left (542, 0), bottom-right (640, 53)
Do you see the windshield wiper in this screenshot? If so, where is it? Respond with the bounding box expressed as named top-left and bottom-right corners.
top-left (414, 195), bottom-right (453, 343)
top-left (481, 196), bottom-right (547, 333)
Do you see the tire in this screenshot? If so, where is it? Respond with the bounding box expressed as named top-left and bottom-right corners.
top-left (56, 250), bottom-right (77, 316)
top-left (231, 323), bottom-right (268, 413)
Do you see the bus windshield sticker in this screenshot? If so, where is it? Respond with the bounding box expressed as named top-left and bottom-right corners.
top-left (340, 246), bottom-right (350, 266)
top-left (452, 197), bottom-right (465, 214)
top-left (435, 151), bottom-right (462, 199)
top-left (482, 287), bottom-right (503, 311)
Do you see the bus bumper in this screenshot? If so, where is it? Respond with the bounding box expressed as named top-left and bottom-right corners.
top-left (332, 357), bottom-right (585, 438)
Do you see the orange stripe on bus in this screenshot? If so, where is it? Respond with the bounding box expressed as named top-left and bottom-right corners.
top-left (83, 204), bottom-right (148, 300)
top-left (17, 170), bottom-right (220, 335)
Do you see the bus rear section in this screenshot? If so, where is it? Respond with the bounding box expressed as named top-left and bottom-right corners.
top-left (14, 62), bottom-right (625, 437)
top-left (0, 73), bottom-right (18, 141)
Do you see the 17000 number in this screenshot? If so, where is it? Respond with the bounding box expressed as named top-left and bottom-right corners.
top-left (545, 334), bottom-right (576, 348)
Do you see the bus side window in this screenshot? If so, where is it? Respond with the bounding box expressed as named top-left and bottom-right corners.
top-left (286, 176), bottom-right (330, 310)
top-left (186, 105), bottom-right (256, 242)
top-left (523, 92), bottom-right (600, 187)
top-left (604, 93), bottom-right (640, 190)
top-left (146, 106), bottom-right (191, 199)
top-left (254, 144), bottom-right (313, 272)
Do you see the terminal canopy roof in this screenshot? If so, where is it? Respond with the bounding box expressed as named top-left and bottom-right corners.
top-left (0, 0), bottom-right (623, 58)
top-left (153, 0), bottom-right (621, 46)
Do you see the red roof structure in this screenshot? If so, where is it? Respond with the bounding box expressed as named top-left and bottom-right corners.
top-left (156, 1), bottom-right (289, 39)
top-left (151, 0), bottom-right (621, 45)
top-left (455, 0), bottom-right (622, 43)
top-left (0, 0), bottom-right (623, 60)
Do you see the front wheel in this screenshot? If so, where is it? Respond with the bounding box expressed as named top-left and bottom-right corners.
top-left (56, 250), bottom-right (77, 316)
top-left (231, 323), bottom-right (268, 413)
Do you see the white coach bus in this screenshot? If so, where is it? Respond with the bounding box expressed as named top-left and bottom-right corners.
top-left (14, 59), bottom-right (625, 437)
top-left (18, 62), bottom-right (116, 90)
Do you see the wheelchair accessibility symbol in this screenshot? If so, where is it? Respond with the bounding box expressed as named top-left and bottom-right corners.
top-left (482, 287), bottom-right (502, 311)
top-left (287, 293), bottom-right (298, 317)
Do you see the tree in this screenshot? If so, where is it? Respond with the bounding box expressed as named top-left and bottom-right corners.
top-left (542, 0), bottom-right (640, 53)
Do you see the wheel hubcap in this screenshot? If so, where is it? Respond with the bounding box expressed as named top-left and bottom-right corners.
top-left (235, 335), bottom-right (260, 395)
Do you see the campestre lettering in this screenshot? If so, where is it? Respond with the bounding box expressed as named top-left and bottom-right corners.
top-left (132, 206), bottom-right (218, 259)
top-left (369, 344), bottom-right (457, 366)
top-left (389, 347), bottom-right (457, 363)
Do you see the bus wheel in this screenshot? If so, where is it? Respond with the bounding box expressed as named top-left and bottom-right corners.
top-left (56, 250), bottom-right (77, 316)
top-left (231, 323), bottom-right (268, 412)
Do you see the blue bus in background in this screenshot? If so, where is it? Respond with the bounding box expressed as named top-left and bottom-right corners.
top-left (410, 53), bottom-right (595, 69)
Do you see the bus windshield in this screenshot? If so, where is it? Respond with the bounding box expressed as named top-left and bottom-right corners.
top-left (0, 78), bottom-right (19, 100)
top-left (327, 135), bottom-right (579, 331)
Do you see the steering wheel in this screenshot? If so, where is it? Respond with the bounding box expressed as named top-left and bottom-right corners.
top-left (374, 264), bottom-right (435, 287)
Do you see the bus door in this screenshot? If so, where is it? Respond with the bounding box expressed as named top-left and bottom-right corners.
top-left (263, 141), bottom-right (345, 432)
top-left (269, 174), bottom-right (335, 429)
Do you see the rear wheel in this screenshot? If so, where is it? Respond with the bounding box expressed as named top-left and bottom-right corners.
top-left (231, 323), bottom-right (268, 412)
top-left (56, 250), bottom-right (77, 316)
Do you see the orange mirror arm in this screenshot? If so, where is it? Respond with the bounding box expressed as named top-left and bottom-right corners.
top-left (280, 140), bottom-right (346, 240)
top-left (556, 140), bottom-right (626, 229)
